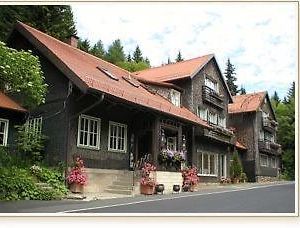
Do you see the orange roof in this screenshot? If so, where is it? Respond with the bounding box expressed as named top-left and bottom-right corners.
top-left (133, 54), bottom-right (214, 82)
top-left (0, 91), bottom-right (27, 112)
top-left (236, 141), bottom-right (247, 150)
top-left (228, 92), bottom-right (266, 114)
top-left (14, 22), bottom-right (209, 128)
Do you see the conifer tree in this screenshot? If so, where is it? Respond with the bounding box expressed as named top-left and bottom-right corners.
top-left (127, 53), bottom-right (132, 62)
top-left (133, 45), bottom-right (143, 63)
top-left (105, 39), bottom-right (125, 65)
top-left (78, 38), bottom-right (91, 53)
top-left (90, 40), bottom-right (105, 59)
top-left (239, 86), bottom-right (246, 95)
top-left (175, 51), bottom-right (183, 62)
top-left (224, 58), bottom-right (238, 96)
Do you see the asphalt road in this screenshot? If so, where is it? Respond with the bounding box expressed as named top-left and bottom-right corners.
top-left (0, 182), bottom-right (295, 214)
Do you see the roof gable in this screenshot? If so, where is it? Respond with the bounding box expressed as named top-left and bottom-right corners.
top-left (11, 22), bottom-right (209, 128)
top-left (228, 91), bottom-right (276, 120)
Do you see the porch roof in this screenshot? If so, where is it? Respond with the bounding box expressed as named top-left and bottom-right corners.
top-left (236, 141), bottom-right (247, 150)
top-left (0, 91), bottom-right (27, 112)
top-left (13, 22), bottom-right (209, 128)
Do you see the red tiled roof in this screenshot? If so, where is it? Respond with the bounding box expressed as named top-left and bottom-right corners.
top-left (236, 141), bottom-right (247, 150)
top-left (14, 22), bottom-right (209, 128)
top-left (228, 92), bottom-right (266, 114)
top-left (133, 54), bottom-right (214, 82)
top-left (0, 91), bottom-right (27, 112)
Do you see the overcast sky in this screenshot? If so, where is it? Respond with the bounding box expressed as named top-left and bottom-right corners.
top-left (71, 2), bottom-right (297, 99)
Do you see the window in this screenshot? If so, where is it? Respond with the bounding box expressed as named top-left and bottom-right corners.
top-left (170, 89), bottom-right (181, 107)
top-left (262, 111), bottom-right (269, 118)
top-left (197, 107), bottom-right (208, 121)
top-left (270, 157), bottom-right (277, 168)
top-left (108, 121), bottom-right (127, 152)
top-left (218, 115), bottom-right (226, 128)
top-left (264, 131), bottom-right (274, 142)
top-left (197, 150), bottom-right (218, 176)
top-left (260, 154), bottom-right (268, 167)
top-left (259, 130), bottom-right (264, 141)
top-left (205, 77), bottom-right (219, 93)
top-left (208, 112), bottom-right (218, 125)
top-left (0, 118), bottom-right (9, 146)
top-left (26, 117), bottom-right (43, 135)
top-left (77, 115), bottom-right (101, 149)
top-left (167, 137), bottom-right (177, 151)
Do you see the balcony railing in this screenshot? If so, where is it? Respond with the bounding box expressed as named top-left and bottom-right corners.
top-left (202, 86), bottom-right (224, 109)
top-left (258, 140), bottom-right (281, 155)
top-left (203, 127), bottom-right (235, 145)
top-left (262, 117), bottom-right (278, 132)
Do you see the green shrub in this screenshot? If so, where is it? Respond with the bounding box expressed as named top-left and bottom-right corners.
top-left (230, 151), bottom-right (243, 179)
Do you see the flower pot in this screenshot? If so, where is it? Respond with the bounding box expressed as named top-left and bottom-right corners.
top-left (182, 185), bottom-right (190, 192)
top-left (173, 184), bottom-right (180, 193)
top-left (140, 184), bottom-right (155, 195)
top-left (69, 182), bottom-right (84, 193)
top-left (190, 184), bottom-right (197, 192)
top-left (155, 184), bottom-right (165, 194)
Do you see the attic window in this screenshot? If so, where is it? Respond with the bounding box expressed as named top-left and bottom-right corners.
top-left (122, 76), bottom-right (139, 88)
top-left (97, 66), bottom-right (119, 81)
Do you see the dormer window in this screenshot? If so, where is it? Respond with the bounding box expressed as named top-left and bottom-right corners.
top-left (170, 89), bottom-right (181, 107)
top-left (205, 77), bottom-right (219, 93)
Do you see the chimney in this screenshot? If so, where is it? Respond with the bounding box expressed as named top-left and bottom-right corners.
top-left (66, 35), bottom-right (79, 48)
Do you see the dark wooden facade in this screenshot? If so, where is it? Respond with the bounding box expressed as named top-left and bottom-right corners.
top-left (228, 96), bottom-right (281, 182)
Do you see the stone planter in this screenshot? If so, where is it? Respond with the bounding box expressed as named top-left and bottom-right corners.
top-left (69, 182), bottom-right (84, 193)
top-left (140, 184), bottom-right (155, 195)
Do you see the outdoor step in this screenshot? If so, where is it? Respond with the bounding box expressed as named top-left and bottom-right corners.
top-left (112, 180), bottom-right (133, 186)
top-left (104, 188), bottom-right (132, 195)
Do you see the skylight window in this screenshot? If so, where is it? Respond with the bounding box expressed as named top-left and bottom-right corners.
top-left (97, 66), bottom-right (119, 81)
top-left (122, 76), bottom-right (140, 88)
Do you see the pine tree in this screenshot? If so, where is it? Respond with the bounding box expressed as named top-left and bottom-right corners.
top-left (224, 58), bottom-right (238, 96)
top-left (167, 57), bottom-right (171, 64)
top-left (239, 86), bottom-right (246, 95)
top-left (133, 45), bottom-right (143, 63)
top-left (144, 57), bottom-right (150, 66)
top-left (105, 39), bottom-right (125, 65)
top-left (78, 38), bottom-right (91, 53)
top-left (0, 5), bottom-right (77, 42)
top-left (90, 40), bottom-right (105, 59)
top-left (175, 51), bottom-right (183, 62)
top-left (271, 91), bottom-right (280, 108)
top-left (287, 81), bottom-right (295, 103)
top-left (127, 53), bottom-right (132, 62)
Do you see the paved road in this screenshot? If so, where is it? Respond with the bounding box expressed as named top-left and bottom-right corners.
top-left (0, 182), bottom-right (295, 214)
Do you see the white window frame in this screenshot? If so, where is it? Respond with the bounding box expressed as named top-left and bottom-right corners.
top-left (77, 114), bottom-right (101, 150)
top-left (167, 136), bottom-right (177, 151)
top-left (270, 157), bottom-right (277, 168)
top-left (205, 77), bottom-right (219, 93)
top-left (108, 121), bottom-right (127, 153)
top-left (197, 150), bottom-right (218, 177)
top-left (0, 118), bottom-right (9, 146)
top-left (26, 116), bottom-right (43, 135)
top-left (208, 111), bottom-right (218, 125)
top-left (260, 154), bottom-right (269, 167)
top-left (197, 107), bottom-right (208, 121)
top-left (170, 89), bottom-right (181, 107)
top-left (218, 115), bottom-right (226, 128)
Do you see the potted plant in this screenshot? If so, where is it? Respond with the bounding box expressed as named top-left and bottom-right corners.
top-left (181, 165), bottom-right (199, 192)
top-left (173, 150), bottom-right (186, 171)
top-left (140, 162), bottom-right (157, 195)
top-left (158, 149), bottom-right (168, 170)
top-left (66, 156), bottom-right (87, 193)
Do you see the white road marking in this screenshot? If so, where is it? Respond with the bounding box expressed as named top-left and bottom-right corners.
top-left (57, 182), bottom-right (293, 213)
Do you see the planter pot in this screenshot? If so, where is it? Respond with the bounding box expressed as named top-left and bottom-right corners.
top-left (190, 184), bottom-right (197, 192)
top-left (173, 184), bottom-right (180, 193)
top-left (155, 184), bottom-right (165, 194)
top-left (69, 182), bottom-right (84, 193)
top-left (182, 185), bottom-right (190, 192)
top-left (140, 184), bottom-right (155, 195)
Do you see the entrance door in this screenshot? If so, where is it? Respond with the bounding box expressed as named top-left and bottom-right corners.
top-left (136, 131), bottom-right (152, 162)
top-left (220, 154), bottom-right (227, 178)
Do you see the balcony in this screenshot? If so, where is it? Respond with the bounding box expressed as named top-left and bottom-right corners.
top-left (203, 126), bottom-right (234, 145)
top-left (262, 117), bottom-right (278, 132)
top-left (202, 86), bottom-right (224, 109)
top-left (258, 140), bottom-right (281, 155)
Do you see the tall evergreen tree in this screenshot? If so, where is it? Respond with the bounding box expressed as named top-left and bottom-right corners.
top-left (105, 39), bottom-right (125, 65)
top-left (144, 57), bottom-right (150, 66)
top-left (78, 38), bottom-right (91, 53)
top-left (0, 5), bottom-right (77, 42)
top-left (287, 81), bottom-right (295, 103)
top-left (224, 58), bottom-right (238, 96)
top-left (239, 86), bottom-right (246, 95)
top-left (127, 53), bottom-right (132, 62)
top-left (271, 91), bottom-right (280, 108)
top-left (167, 57), bottom-right (172, 64)
top-left (175, 51), bottom-right (183, 62)
top-left (90, 40), bottom-right (105, 59)
top-left (133, 45), bottom-right (143, 63)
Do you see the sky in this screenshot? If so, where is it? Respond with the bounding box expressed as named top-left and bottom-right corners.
top-left (71, 2), bottom-right (297, 99)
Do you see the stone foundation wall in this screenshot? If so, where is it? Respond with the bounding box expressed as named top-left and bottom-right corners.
top-left (256, 176), bottom-right (279, 183)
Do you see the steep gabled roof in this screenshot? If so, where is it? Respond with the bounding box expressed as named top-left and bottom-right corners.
top-left (133, 54), bottom-right (233, 103)
top-left (228, 91), bottom-right (276, 121)
top-left (228, 92), bottom-right (266, 114)
top-left (133, 54), bottom-right (214, 82)
top-left (12, 22), bottom-right (209, 128)
top-left (0, 91), bottom-right (27, 112)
